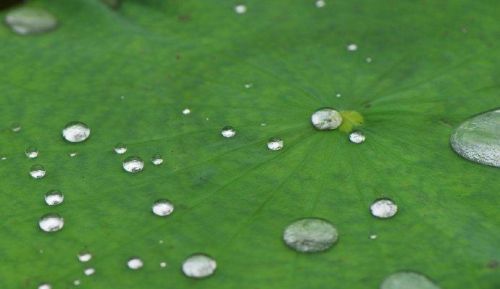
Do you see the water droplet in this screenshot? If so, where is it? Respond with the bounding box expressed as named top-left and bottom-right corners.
top-left (260, 122), bottom-right (267, 127)
top-left (370, 198), bottom-right (398, 219)
top-left (152, 199), bottom-right (174, 217)
top-left (349, 131), bottom-right (366, 144)
top-left (159, 240), bottom-right (164, 244)
top-left (381, 271), bottom-right (441, 289)
top-left (370, 234), bottom-right (377, 240)
top-left (69, 152), bottom-right (78, 157)
top-left (25, 146), bottom-right (39, 159)
top-left (38, 283), bottom-right (51, 289)
top-left (234, 4), bottom-right (247, 14)
top-left (221, 126), bottom-right (236, 138)
top-left (335, 93), bottom-right (342, 98)
top-left (151, 154), bottom-right (164, 166)
top-left (62, 121), bottom-right (90, 143)
top-left (10, 122), bottom-right (21, 132)
top-left (77, 251), bottom-right (92, 262)
top-left (315, 0), bottom-right (326, 8)
top-left (450, 109), bottom-right (500, 168)
top-left (283, 218), bottom-right (338, 253)
top-left (30, 165), bottom-right (46, 179)
top-left (267, 137), bottom-right (284, 151)
top-left (311, 108), bottom-right (343, 130)
top-left (84, 268), bottom-right (95, 276)
top-left (122, 156), bottom-right (144, 173)
top-left (182, 254), bottom-right (217, 279)
top-left (160, 262), bottom-right (167, 268)
top-left (127, 257), bottom-right (144, 270)
top-left (114, 143), bottom-right (127, 154)
top-left (44, 190), bottom-right (64, 206)
top-left (5, 7), bottom-right (57, 35)
top-left (347, 43), bottom-right (358, 51)
top-left (73, 280), bottom-right (81, 286)
top-left (182, 108), bottom-right (191, 115)
top-left (39, 213), bottom-right (64, 232)
top-left (244, 83), bottom-right (253, 88)
top-left (366, 57), bottom-right (373, 63)
top-left (1, 155), bottom-right (7, 161)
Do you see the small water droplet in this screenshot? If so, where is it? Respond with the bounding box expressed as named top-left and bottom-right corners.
top-left (151, 154), bottom-right (164, 166)
top-left (1, 155), bottom-right (7, 161)
top-left (221, 126), bottom-right (236, 138)
top-left (347, 43), bottom-right (358, 51)
top-left (73, 280), bottom-right (81, 286)
top-left (450, 109), bottom-right (500, 168)
top-left (370, 198), bottom-right (398, 219)
top-left (152, 199), bottom-right (174, 217)
top-left (5, 7), bottom-right (57, 35)
top-left (311, 108), bottom-right (343, 130)
top-left (381, 271), bottom-right (441, 289)
top-left (84, 268), bottom-right (95, 276)
top-left (234, 4), bottom-right (247, 14)
top-left (30, 164), bottom-right (46, 179)
top-left (62, 121), bottom-right (90, 143)
top-left (10, 122), bottom-right (21, 132)
top-left (39, 213), bottom-right (64, 232)
top-left (69, 152), bottom-right (78, 157)
top-left (260, 122), bottom-right (267, 127)
top-left (38, 283), bottom-right (51, 289)
top-left (267, 137), bottom-right (284, 151)
top-left (127, 257), bottom-right (144, 270)
top-left (315, 0), bottom-right (326, 8)
top-left (366, 57), bottom-right (373, 63)
top-left (159, 240), bottom-right (164, 244)
top-left (335, 93), bottom-right (342, 98)
top-left (182, 254), bottom-right (217, 279)
top-left (244, 83), bottom-right (253, 88)
top-left (114, 143), bottom-right (127, 154)
top-left (77, 251), bottom-right (92, 262)
top-left (160, 262), bottom-right (167, 268)
top-left (370, 234), bottom-right (377, 240)
top-left (24, 146), bottom-right (39, 159)
top-left (349, 131), bottom-right (366, 144)
top-left (122, 156), bottom-right (144, 173)
top-left (182, 108), bottom-right (191, 115)
top-left (283, 218), bottom-right (338, 253)
top-left (44, 190), bottom-right (64, 206)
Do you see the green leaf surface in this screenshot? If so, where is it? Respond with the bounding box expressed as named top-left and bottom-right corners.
top-left (0, 1), bottom-right (499, 288)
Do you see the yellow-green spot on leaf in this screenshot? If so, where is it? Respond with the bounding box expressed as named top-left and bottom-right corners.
top-left (339, 111), bottom-right (364, 133)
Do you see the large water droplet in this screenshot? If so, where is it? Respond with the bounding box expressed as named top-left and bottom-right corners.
top-left (151, 154), bottom-right (164, 166)
top-left (25, 146), bottom-right (39, 159)
top-left (38, 284), bottom-right (51, 289)
top-left (44, 190), bottom-right (64, 206)
top-left (84, 267), bottom-right (95, 276)
top-left (114, 143), bottom-right (127, 154)
top-left (77, 251), bottom-right (92, 262)
top-left (381, 271), bottom-right (441, 289)
top-left (152, 199), bottom-right (174, 216)
top-left (122, 156), bottom-right (144, 173)
top-left (182, 254), bottom-right (217, 279)
top-left (267, 137), bottom-right (284, 151)
top-left (311, 108), bottom-right (343, 130)
top-left (221, 126), bottom-right (236, 138)
top-left (283, 218), bottom-right (338, 253)
top-left (4, 7), bottom-right (57, 35)
top-left (349, 131), bottom-right (366, 144)
top-left (62, 122), bottom-right (90, 143)
top-left (127, 257), bottom-right (143, 270)
top-left (450, 109), bottom-right (500, 168)
top-left (370, 198), bottom-right (398, 219)
top-left (30, 165), bottom-right (46, 179)
top-left (39, 213), bottom-right (64, 232)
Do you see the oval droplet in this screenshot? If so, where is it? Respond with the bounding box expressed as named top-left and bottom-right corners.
top-left (122, 156), bottom-right (144, 173)
top-left (30, 165), bottom-right (46, 179)
top-left (182, 108), bottom-right (191, 115)
top-left (77, 251), bottom-right (92, 263)
top-left (234, 4), bottom-right (247, 14)
top-left (221, 126), bottom-right (236, 138)
top-left (39, 213), bottom-right (64, 232)
top-left (347, 43), bottom-right (358, 51)
top-left (10, 122), bottom-right (21, 132)
top-left (370, 198), bottom-right (398, 219)
top-left (114, 143), bottom-right (127, 154)
top-left (160, 261), bottom-right (167, 268)
top-left (381, 271), bottom-right (441, 289)
top-left (127, 257), bottom-right (143, 270)
top-left (152, 199), bottom-right (174, 217)
top-left (311, 108), bottom-right (343, 130)
top-left (182, 254), bottom-right (217, 279)
top-left (283, 218), bottom-right (338, 253)
top-left (62, 122), bottom-right (90, 143)
top-left (84, 267), bottom-right (95, 276)
top-left (267, 137), bottom-right (284, 151)
top-left (151, 154), bottom-right (164, 166)
top-left (349, 131), bottom-right (366, 144)
top-left (450, 109), bottom-right (500, 168)
top-left (5, 7), bottom-right (57, 35)
top-left (38, 284), bottom-right (52, 289)
top-left (25, 146), bottom-right (39, 159)
top-left (44, 190), bottom-right (64, 206)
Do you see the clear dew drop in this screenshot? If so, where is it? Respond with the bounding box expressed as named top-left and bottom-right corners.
top-left (30, 165), bottom-right (46, 179)
top-left (152, 199), bottom-right (174, 217)
top-left (267, 137), bottom-right (284, 151)
top-left (38, 284), bottom-right (51, 289)
top-left (370, 198), bottom-right (398, 219)
top-left (84, 268), bottom-right (95, 276)
top-left (311, 108), bottom-right (343, 130)
top-left (11, 122), bottom-right (21, 132)
top-left (122, 156), bottom-right (144, 173)
top-left (283, 218), bottom-right (338, 253)
top-left (315, 0), bottom-right (326, 8)
top-left (25, 146), bottom-right (39, 159)
top-left (114, 143), bottom-right (127, 154)
top-left (335, 93), bottom-right (342, 98)
top-left (366, 57), bottom-right (373, 63)
top-left (73, 280), bottom-right (81, 286)
top-left (347, 43), bottom-right (358, 51)
top-left (4, 7), bottom-right (57, 35)
top-left (151, 154), bottom-right (164, 166)
top-left (160, 261), bottom-right (167, 268)
top-left (127, 257), bottom-right (144, 270)
top-left (182, 108), bottom-right (191, 115)
top-left (44, 190), bottom-right (64, 206)
top-left (77, 252), bottom-right (92, 263)
top-left (39, 213), bottom-right (64, 232)
top-left (234, 4), bottom-right (247, 14)
top-left (1, 155), bottom-right (7, 161)
top-left (62, 121), bottom-right (90, 143)
top-left (69, 152), bottom-right (78, 157)
top-left (221, 126), bottom-right (236, 138)
top-left (370, 234), bottom-right (378, 240)
top-left (381, 271), bottom-right (441, 289)
top-left (450, 109), bottom-right (500, 168)
top-left (349, 131), bottom-right (366, 144)
top-left (244, 83), bottom-right (253, 88)
top-left (182, 254), bottom-right (217, 279)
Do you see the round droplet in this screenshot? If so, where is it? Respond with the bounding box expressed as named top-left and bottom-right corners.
top-left (283, 218), bottom-right (338, 253)
top-left (127, 257), bottom-right (143, 270)
top-left (160, 261), bottom-right (167, 268)
top-left (267, 137), bottom-right (284, 151)
top-left (370, 234), bottom-right (377, 240)
top-left (311, 108), bottom-right (343, 130)
top-left (122, 156), bottom-right (144, 173)
top-left (381, 271), bottom-right (441, 289)
top-left (84, 268), bottom-right (95, 276)
top-left (114, 143), bottom-right (127, 154)
top-left (152, 199), bottom-right (174, 217)
top-left (25, 146), bottom-right (39, 159)
top-left (182, 254), bottom-right (217, 279)
top-left (38, 284), bottom-right (51, 289)
top-left (62, 121), bottom-right (90, 143)
top-left (10, 122), bottom-right (21, 132)
top-left (44, 190), bottom-right (64, 206)
top-left (450, 109), bottom-right (500, 168)
top-left (5, 7), bottom-right (57, 35)
top-left (366, 57), bottom-right (373, 63)
top-left (39, 214), bottom-right (64, 232)
top-left (73, 280), bottom-right (81, 286)
top-left (370, 198), bottom-right (398, 219)
top-left (77, 251), bottom-right (92, 262)
top-left (151, 154), bottom-right (164, 166)
top-left (349, 131), bottom-right (366, 144)
top-left (347, 43), bottom-right (358, 51)
top-left (30, 165), bottom-right (46, 179)
top-left (234, 4), bottom-right (247, 14)
top-left (221, 126), bottom-right (236, 138)
top-left (182, 108), bottom-right (191, 115)
top-left (315, 0), bottom-right (326, 8)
